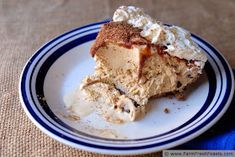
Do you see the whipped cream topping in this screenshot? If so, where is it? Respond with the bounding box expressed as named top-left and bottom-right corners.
top-left (113, 6), bottom-right (207, 67)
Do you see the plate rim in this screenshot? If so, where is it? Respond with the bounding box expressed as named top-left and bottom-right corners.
top-left (19, 20), bottom-right (234, 155)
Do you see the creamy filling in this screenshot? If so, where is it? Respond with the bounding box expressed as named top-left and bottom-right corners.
top-left (80, 77), bottom-right (146, 122)
top-left (93, 42), bottom-right (201, 106)
top-left (113, 6), bottom-right (207, 68)
top-left (64, 80), bottom-right (145, 123)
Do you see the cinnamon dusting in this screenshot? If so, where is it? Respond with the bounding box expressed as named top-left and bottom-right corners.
top-left (90, 22), bottom-right (149, 57)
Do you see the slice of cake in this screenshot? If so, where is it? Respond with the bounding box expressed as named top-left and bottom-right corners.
top-left (80, 6), bottom-right (207, 122)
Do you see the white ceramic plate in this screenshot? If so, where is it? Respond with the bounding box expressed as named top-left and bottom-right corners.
top-left (19, 21), bottom-right (234, 155)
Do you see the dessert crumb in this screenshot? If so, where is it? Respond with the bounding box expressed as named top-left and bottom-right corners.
top-left (167, 94), bottom-right (174, 99)
top-left (164, 108), bottom-right (170, 113)
top-left (175, 91), bottom-right (186, 100)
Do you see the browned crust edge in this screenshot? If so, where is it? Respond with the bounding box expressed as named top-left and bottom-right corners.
top-left (90, 21), bottom-right (150, 57)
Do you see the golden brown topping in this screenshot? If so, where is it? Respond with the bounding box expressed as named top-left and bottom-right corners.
top-left (90, 21), bottom-right (149, 57)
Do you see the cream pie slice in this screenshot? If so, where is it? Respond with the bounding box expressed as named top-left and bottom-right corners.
top-left (80, 6), bottom-right (207, 122)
